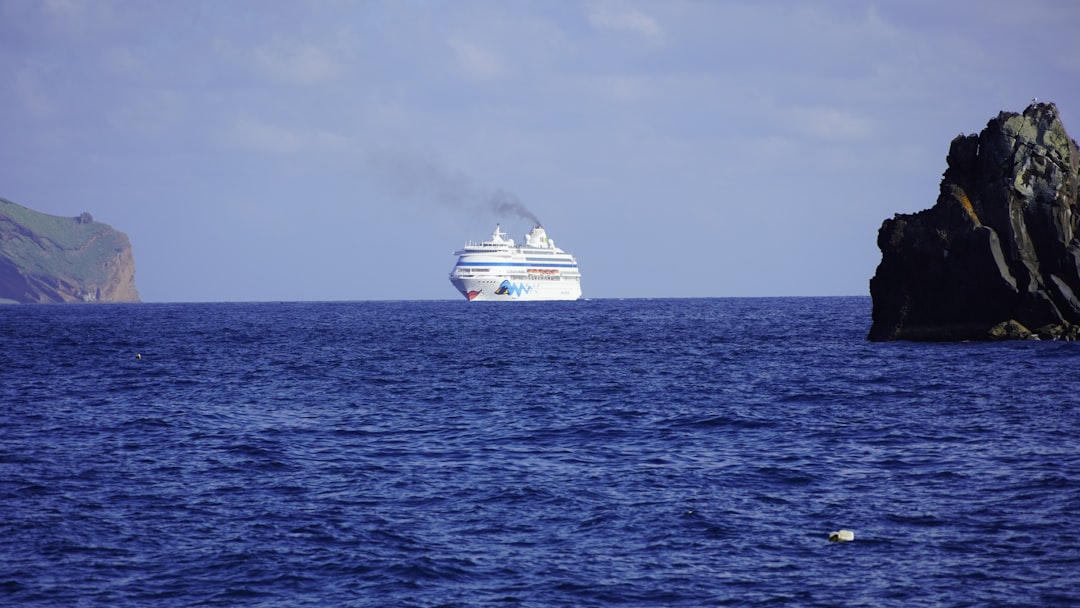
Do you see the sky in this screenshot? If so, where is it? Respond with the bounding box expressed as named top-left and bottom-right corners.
top-left (2, 0), bottom-right (1078, 302)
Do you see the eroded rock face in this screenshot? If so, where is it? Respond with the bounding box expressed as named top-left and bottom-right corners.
top-left (0, 197), bottom-right (140, 303)
top-left (869, 102), bottom-right (1080, 341)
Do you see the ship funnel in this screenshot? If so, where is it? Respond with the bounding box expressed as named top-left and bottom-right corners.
top-left (525, 226), bottom-right (549, 248)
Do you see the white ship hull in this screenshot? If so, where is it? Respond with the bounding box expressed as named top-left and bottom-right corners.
top-left (449, 224), bottom-right (582, 301)
top-left (449, 274), bottom-right (582, 301)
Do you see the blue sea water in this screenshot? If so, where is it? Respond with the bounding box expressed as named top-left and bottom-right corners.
top-left (1, 297), bottom-right (1078, 607)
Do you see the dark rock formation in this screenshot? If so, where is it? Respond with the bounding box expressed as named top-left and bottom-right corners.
top-left (0, 197), bottom-right (140, 303)
top-left (869, 102), bottom-right (1080, 341)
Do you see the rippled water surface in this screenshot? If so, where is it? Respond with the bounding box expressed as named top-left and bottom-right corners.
top-left (2, 298), bottom-right (1078, 606)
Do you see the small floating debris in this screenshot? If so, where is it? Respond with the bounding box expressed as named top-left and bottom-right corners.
top-left (135, 353), bottom-right (142, 360)
top-left (829, 530), bottom-right (855, 542)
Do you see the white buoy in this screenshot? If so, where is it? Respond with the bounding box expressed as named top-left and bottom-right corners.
top-left (829, 530), bottom-right (855, 542)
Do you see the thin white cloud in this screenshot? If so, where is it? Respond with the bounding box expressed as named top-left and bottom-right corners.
top-left (101, 46), bottom-right (144, 77)
top-left (41, 0), bottom-right (87, 29)
top-left (40, 0), bottom-right (123, 37)
top-left (14, 68), bottom-right (55, 119)
top-left (789, 106), bottom-right (878, 142)
top-left (448, 36), bottom-right (506, 81)
top-left (222, 117), bottom-right (347, 154)
top-left (106, 90), bottom-right (185, 136)
top-left (586, 3), bottom-right (664, 45)
top-left (252, 41), bottom-right (339, 85)
top-left (588, 74), bottom-right (657, 104)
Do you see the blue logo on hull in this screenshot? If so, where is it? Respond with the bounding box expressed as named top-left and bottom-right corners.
top-left (494, 280), bottom-right (533, 297)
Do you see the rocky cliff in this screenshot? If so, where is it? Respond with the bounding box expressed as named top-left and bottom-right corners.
top-left (0, 197), bottom-right (140, 303)
top-left (869, 102), bottom-right (1080, 340)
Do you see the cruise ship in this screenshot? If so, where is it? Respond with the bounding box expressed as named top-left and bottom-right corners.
top-left (449, 224), bottom-right (582, 301)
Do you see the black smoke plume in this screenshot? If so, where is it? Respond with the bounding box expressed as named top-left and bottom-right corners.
top-left (490, 189), bottom-right (541, 226)
top-left (367, 149), bottom-right (541, 226)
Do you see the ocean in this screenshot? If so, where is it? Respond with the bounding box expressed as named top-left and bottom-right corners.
top-left (1, 297), bottom-right (1078, 607)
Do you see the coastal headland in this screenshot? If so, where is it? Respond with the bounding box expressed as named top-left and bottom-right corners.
top-left (0, 197), bottom-right (140, 303)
